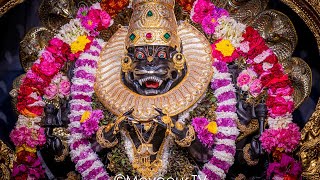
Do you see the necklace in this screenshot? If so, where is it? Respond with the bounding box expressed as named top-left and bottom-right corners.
top-left (125, 122), bottom-right (166, 178)
top-left (132, 123), bottom-right (158, 144)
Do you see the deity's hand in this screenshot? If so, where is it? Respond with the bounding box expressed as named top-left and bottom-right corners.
top-left (153, 108), bottom-right (188, 139)
top-left (45, 129), bottom-right (63, 155)
top-left (237, 99), bottom-right (254, 125)
top-left (98, 109), bottom-right (135, 149)
top-left (249, 103), bottom-right (267, 159)
top-left (101, 108), bottom-right (134, 143)
top-left (250, 134), bottom-right (264, 159)
top-left (114, 108), bottom-right (135, 132)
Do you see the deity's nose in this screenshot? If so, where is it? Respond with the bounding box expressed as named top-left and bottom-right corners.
top-left (147, 56), bottom-right (154, 62)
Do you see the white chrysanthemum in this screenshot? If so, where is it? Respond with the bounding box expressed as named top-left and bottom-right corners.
top-left (16, 115), bottom-right (42, 129)
top-left (268, 114), bottom-right (293, 129)
top-left (55, 19), bottom-right (89, 44)
top-left (214, 16), bottom-right (246, 48)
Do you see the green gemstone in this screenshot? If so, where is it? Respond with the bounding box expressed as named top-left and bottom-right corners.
top-left (129, 33), bottom-right (136, 41)
top-left (164, 33), bottom-right (171, 39)
top-left (147, 10), bottom-right (153, 17)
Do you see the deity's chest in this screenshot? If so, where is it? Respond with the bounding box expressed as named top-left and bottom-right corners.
top-left (121, 123), bottom-right (170, 178)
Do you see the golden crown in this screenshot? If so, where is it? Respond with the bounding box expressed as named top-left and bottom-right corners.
top-left (125, 0), bottom-right (181, 49)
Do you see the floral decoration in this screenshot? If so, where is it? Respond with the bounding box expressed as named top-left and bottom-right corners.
top-left (197, 60), bottom-right (239, 179)
top-left (10, 3), bottom-right (112, 179)
top-left (191, 0), bottom-right (301, 179)
top-left (267, 153), bottom-right (302, 179)
top-left (44, 73), bottom-right (71, 100)
top-left (68, 38), bottom-right (109, 179)
top-left (10, 0), bottom-right (302, 179)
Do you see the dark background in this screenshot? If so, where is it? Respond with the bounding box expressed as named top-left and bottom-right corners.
top-left (0, 0), bottom-right (319, 147)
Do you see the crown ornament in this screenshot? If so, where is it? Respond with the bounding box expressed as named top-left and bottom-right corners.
top-left (125, 0), bottom-right (181, 49)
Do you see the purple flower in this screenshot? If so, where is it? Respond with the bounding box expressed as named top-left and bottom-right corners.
top-left (198, 130), bottom-right (214, 147)
top-left (267, 153), bottom-right (302, 178)
top-left (192, 117), bottom-right (209, 132)
top-left (213, 60), bottom-right (228, 73)
top-left (81, 110), bottom-right (104, 137)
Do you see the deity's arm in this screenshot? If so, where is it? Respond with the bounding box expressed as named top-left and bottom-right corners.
top-left (97, 109), bottom-right (134, 149)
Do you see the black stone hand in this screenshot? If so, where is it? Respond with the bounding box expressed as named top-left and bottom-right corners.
top-left (237, 99), bottom-right (254, 125)
top-left (250, 103), bottom-right (267, 159)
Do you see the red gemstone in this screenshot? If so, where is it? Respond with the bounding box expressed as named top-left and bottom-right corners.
top-left (146, 33), bottom-right (152, 39)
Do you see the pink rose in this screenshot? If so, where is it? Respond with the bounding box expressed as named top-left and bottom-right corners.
top-left (249, 79), bottom-right (263, 97)
top-left (266, 96), bottom-right (294, 117)
top-left (59, 79), bottom-right (71, 97)
top-left (41, 51), bottom-right (55, 63)
top-left (237, 70), bottom-right (252, 87)
top-left (44, 84), bottom-right (58, 99)
top-left (100, 11), bottom-right (112, 28)
top-left (268, 85), bottom-right (293, 96)
top-left (39, 60), bottom-right (59, 77)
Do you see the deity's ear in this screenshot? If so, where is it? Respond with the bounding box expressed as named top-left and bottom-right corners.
top-left (169, 47), bottom-right (178, 59)
top-left (126, 47), bottom-right (135, 57)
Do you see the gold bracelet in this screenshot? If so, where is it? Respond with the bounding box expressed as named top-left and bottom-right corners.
top-left (243, 144), bottom-right (259, 166)
top-left (96, 126), bottom-right (118, 148)
top-left (175, 121), bottom-right (184, 131)
top-left (54, 140), bottom-right (69, 162)
top-left (175, 125), bottom-right (195, 147)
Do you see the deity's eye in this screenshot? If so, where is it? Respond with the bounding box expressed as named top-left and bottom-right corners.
top-left (135, 52), bottom-right (145, 59)
top-left (158, 51), bottom-right (167, 59)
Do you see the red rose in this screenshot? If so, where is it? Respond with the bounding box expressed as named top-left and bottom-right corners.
top-left (252, 63), bottom-right (264, 75)
top-left (266, 74), bottom-right (291, 89)
top-left (247, 43), bottom-right (269, 59)
top-left (264, 54), bottom-right (278, 64)
top-left (266, 95), bottom-right (294, 117)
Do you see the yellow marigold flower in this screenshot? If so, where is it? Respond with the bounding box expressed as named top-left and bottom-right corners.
top-left (71, 35), bottom-right (91, 54)
top-left (80, 111), bottom-right (91, 123)
top-left (206, 121), bottom-right (218, 134)
top-left (16, 145), bottom-right (37, 153)
top-left (215, 39), bottom-right (235, 57)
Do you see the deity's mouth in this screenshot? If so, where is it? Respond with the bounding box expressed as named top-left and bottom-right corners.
top-left (133, 75), bottom-right (173, 96)
top-left (138, 76), bottom-right (163, 89)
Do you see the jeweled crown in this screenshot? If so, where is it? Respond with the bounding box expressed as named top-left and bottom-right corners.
top-left (125, 0), bottom-right (180, 49)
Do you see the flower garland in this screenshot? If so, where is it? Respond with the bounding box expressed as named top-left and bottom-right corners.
top-left (68, 38), bottom-right (109, 179)
top-left (194, 60), bottom-right (240, 179)
top-left (10, 3), bottom-right (112, 179)
top-left (191, 0), bottom-right (301, 179)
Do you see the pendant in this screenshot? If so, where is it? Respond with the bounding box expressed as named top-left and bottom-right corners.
top-left (132, 144), bottom-right (162, 178)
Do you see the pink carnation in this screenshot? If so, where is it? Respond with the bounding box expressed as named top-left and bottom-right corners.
top-left (191, 0), bottom-right (215, 24)
top-left (268, 85), bottom-right (293, 97)
top-left (260, 123), bottom-right (300, 153)
top-left (266, 95), bottom-right (294, 118)
top-left (44, 83), bottom-right (58, 99)
top-left (100, 11), bottom-right (112, 29)
top-left (10, 127), bottom-right (31, 147)
top-left (59, 79), bottom-right (71, 97)
top-left (249, 79), bottom-right (263, 97)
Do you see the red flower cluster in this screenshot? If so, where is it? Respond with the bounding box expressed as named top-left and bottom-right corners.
top-left (100, 0), bottom-right (129, 17)
top-left (240, 27), bottom-right (269, 59)
top-left (17, 38), bottom-right (72, 117)
top-left (12, 150), bottom-right (45, 179)
top-left (177, 0), bottom-right (196, 12)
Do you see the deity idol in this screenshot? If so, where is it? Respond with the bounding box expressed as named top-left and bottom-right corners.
top-left (94, 0), bottom-right (215, 177)
top-left (9, 0), bottom-right (306, 179)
